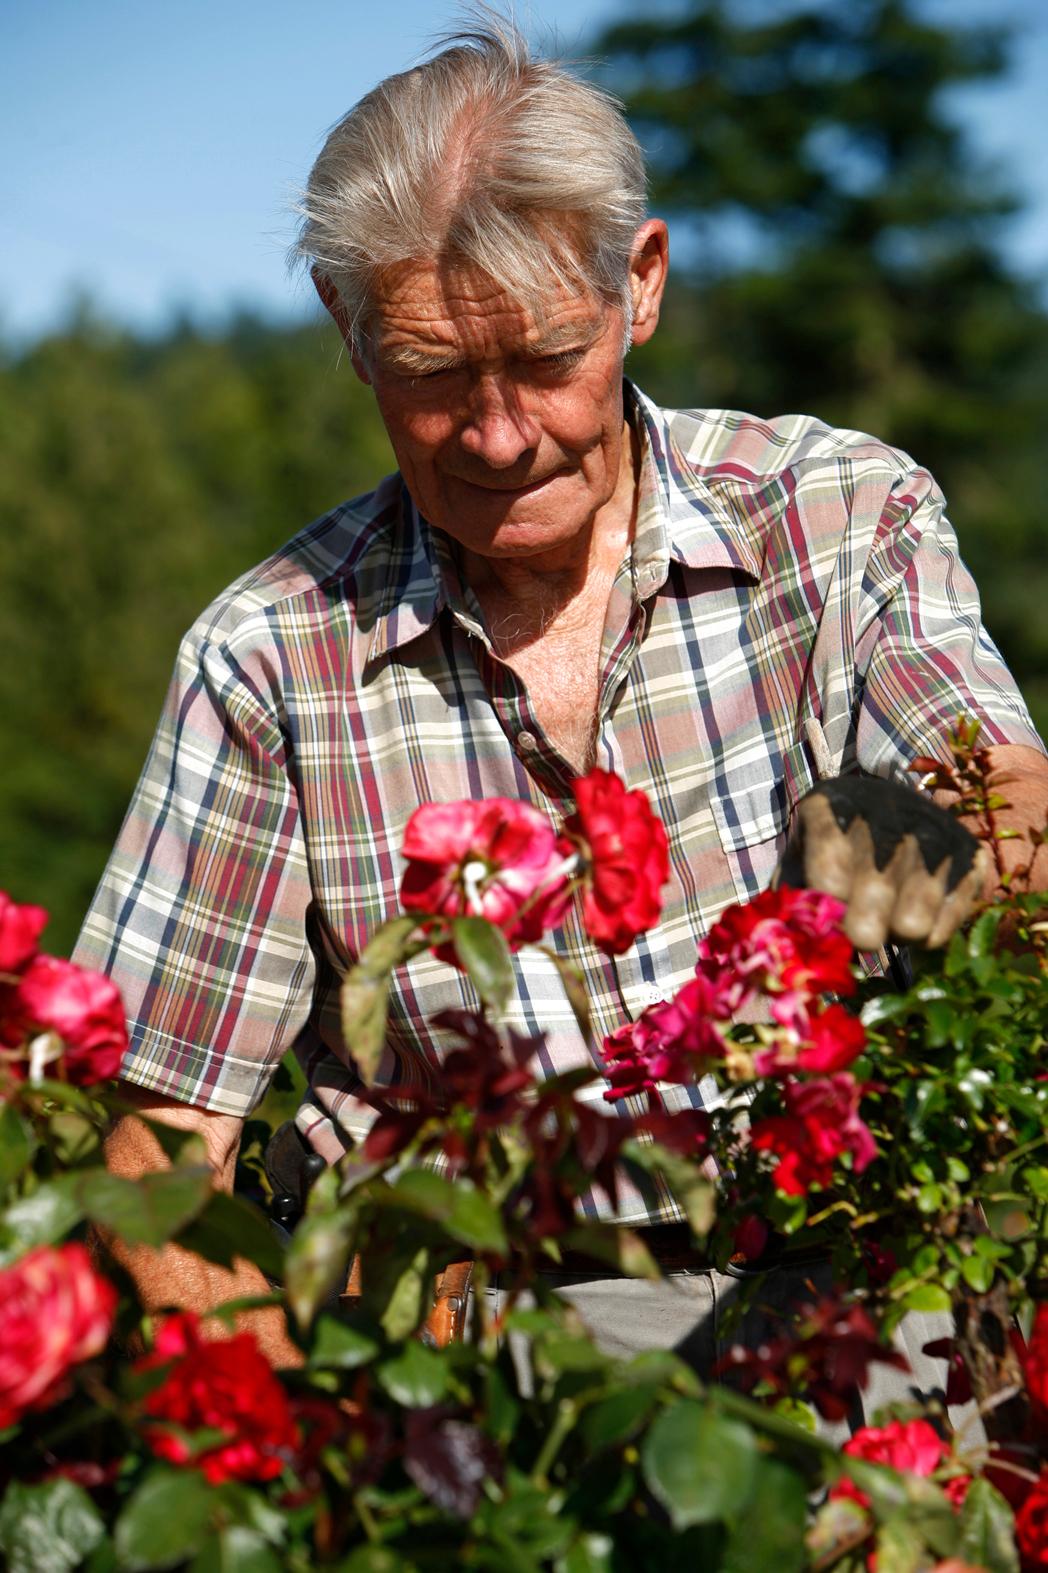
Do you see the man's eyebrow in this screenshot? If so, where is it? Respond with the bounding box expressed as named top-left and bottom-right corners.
top-left (522, 320), bottom-right (603, 357)
top-left (377, 319), bottom-right (604, 374)
top-left (378, 344), bottom-right (466, 375)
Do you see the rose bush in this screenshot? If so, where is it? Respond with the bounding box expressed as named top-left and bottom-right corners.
top-left (0, 725), bottom-right (1045, 1570)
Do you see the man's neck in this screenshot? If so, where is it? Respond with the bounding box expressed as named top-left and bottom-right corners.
top-left (461, 415), bottom-right (640, 647)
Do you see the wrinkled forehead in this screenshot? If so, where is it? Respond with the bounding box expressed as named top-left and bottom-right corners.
top-left (362, 255), bottom-right (610, 360)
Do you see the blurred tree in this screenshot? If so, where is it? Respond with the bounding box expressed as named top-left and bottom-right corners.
top-left (0, 311), bottom-right (392, 950)
top-left (595, 0), bottom-right (1048, 730)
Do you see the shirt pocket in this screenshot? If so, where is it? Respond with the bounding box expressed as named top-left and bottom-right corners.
top-left (709, 739), bottom-right (816, 905)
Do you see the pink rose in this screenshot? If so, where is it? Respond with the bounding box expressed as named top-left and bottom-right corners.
top-left (601, 971), bottom-right (733, 1101)
top-left (698, 885), bottom-right (855, 1028)
top-left (401, 798), bottom-right (573, 952)
top-left (0, 891), bottom-right (48, 975)
top-left (751, 1073), bottom-right (876, 1195)
top-left (0, 1244), bottom-right (117, 1427)
top-left (563, 770), bottom-right (670, 955)
top-left (11, 956), bottom-right (128, 1083)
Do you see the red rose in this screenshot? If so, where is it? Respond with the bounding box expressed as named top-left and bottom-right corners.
top-left (0, 891), bottom-right (48, 975)
top-left (830, 1419), bottom-right (957, 1513)
top-left (0, 1244), bottom-right (117, 1427)
top-left (138, 1311), bottom-right (299, 1484)
top-left (564, 769), bottom-right (670, 955)
top-left (10, 956), bottom-right (128, 1083)
top-left (751, 1073), bottom-right (876, 1195)
top-left (753, 1002), bottom-right (867, 1078)
top-left (401, 798), bottom-right (573, 953)
top-left (1016, 1468), bottom-right (1048, 1570)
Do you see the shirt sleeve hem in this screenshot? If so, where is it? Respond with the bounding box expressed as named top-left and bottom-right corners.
top-left (117, 1027), bottom-right (275, 1118)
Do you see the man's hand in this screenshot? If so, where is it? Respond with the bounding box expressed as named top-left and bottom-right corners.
top-left (776, 775), bottom-right (991, 952)
top-left (94, 1083), bottom-right (304, 1368)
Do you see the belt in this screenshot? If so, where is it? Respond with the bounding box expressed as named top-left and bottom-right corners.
top-left (549, 1223), bottom-right (828, 1279)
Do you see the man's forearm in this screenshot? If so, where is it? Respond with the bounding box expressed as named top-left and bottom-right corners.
top-left (952, 743), bottom-right (1048, 895)
top-left (95, 1089), bottom-right (303, 1368)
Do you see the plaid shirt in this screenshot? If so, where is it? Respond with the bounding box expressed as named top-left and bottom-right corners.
top-left (74, 383), bottom-right (1043, 1223)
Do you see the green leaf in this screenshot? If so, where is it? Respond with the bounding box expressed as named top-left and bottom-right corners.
top-left (451, 916), bottom-right (513, 1014)
top-left (961, 1253), bottom-right (996, 1293)
top-left (78, 1165), bottom-right (212, 1246)
top-left (283, 1210), bottom-right (354, 1330)
top-left (873, 1516), bottom-right (926, 1573)
top-left (968, 909), bottom-right (1003, 959)
top-left (545, 950), bottom-right (593, 1045)
top-left (556, 1534), bottom-right (614, 1573)
top-left (177, 1191), bottom-right (285, 1279)
top-left (0, 1479), bottom-right (106, 1573)
top-left (187, 1527), bottom-right (284, 1573)
top-left (309, 1312), bottom-right (380, 1369)
top-left (0, 1176), bottom-right (83, 1260)
top-left (579, 1384), bottom-right (659, 1451)
top-left (341, 915), bottom-right (421, 1086)
top-left (378, 1246), bottom-right (430, 1341)
top-left (641, 1401), bottom-right (757, 1529)
top-left (900, 1283), bottom-right (952, 1313)
top-left (957, 1478), bottom-right (1020, 1573)
top-left (339, 1549), bottom-right (412, 1573)
top-left (114, 1467), bottom-right (215, 1570)
top-left (389, 1168), bottom-right (507, 1252)
top-left (377, 1340), bottom-right (450, 1407)
top-left (720, 1459), bottom-right (808, 1573)
top-left (766, 1191), bottom-right (808, 1235)
top-left (0, 1102), bottom-right (35, 1188)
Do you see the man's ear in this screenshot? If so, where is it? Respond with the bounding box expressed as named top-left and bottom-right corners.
top-left (311, 266), bottom-right (372, 385)
top-left (626, 219), bottom-right (669, 350)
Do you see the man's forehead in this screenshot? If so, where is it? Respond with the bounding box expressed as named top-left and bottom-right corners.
top-left (366, 257), bottom-right (608, 357)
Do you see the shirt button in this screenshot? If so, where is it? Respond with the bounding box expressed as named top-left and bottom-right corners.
top-left (517, 730), bottom-right (537, 752)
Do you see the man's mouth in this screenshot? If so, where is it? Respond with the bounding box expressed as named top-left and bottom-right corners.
top-left (456, 470), bottom-right (568, 498)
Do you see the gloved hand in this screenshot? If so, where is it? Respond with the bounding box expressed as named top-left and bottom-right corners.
top-left (776, 775), bottom-right (991, 951)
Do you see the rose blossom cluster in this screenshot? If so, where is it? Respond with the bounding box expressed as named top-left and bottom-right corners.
top-left (0, 889), bottom-right (128, 1086)
top-left (601, 886), bottom-right (876, 1196)
top-left (0, 1243), bottom-right (117, 1427)
top-left (399, 768), bottom-right (669, 961)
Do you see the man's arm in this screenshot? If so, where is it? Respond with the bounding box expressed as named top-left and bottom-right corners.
top-left (945, 743), bottom-right (1048, 892)
top-left (95, 1082), bottom-right (303, 1368)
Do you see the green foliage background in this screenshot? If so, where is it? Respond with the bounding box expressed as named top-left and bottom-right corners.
top-left (1, 0), bottom-right (1046, 953)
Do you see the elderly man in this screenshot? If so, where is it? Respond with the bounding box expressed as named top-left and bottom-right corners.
top-left (78, 21), bottom-right (1048, 1372)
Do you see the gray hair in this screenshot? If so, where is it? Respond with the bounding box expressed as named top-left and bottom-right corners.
top-left (292, 12), bottom-right (648, 351)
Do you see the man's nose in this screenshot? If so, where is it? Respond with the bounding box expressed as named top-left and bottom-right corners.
top-left (458, 375), bottom-right (540, 468)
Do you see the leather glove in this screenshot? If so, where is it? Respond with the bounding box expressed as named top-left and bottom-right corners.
top-left (776, 775), bottom-right (991, 951)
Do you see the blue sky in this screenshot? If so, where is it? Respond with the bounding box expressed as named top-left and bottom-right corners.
top-left (3, 0), bottom-right (1047, 341)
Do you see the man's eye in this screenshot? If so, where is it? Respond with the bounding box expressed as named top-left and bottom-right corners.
top-left (530, 350), bottom-right (585, 375)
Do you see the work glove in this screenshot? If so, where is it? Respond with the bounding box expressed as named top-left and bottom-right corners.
top-left (776, 775), bottom-right (991, 951)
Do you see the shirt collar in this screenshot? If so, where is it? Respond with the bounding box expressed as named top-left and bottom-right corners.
top-left (628, 381), bottom-right (765, 586)
top-left (365, 379), bottom-right (765, 664)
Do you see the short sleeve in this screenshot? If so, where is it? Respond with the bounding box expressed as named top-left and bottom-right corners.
top-left (72, 626), bottom-right (315, 1115)
top-left (853, 470), bottom-right (1045, 777)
